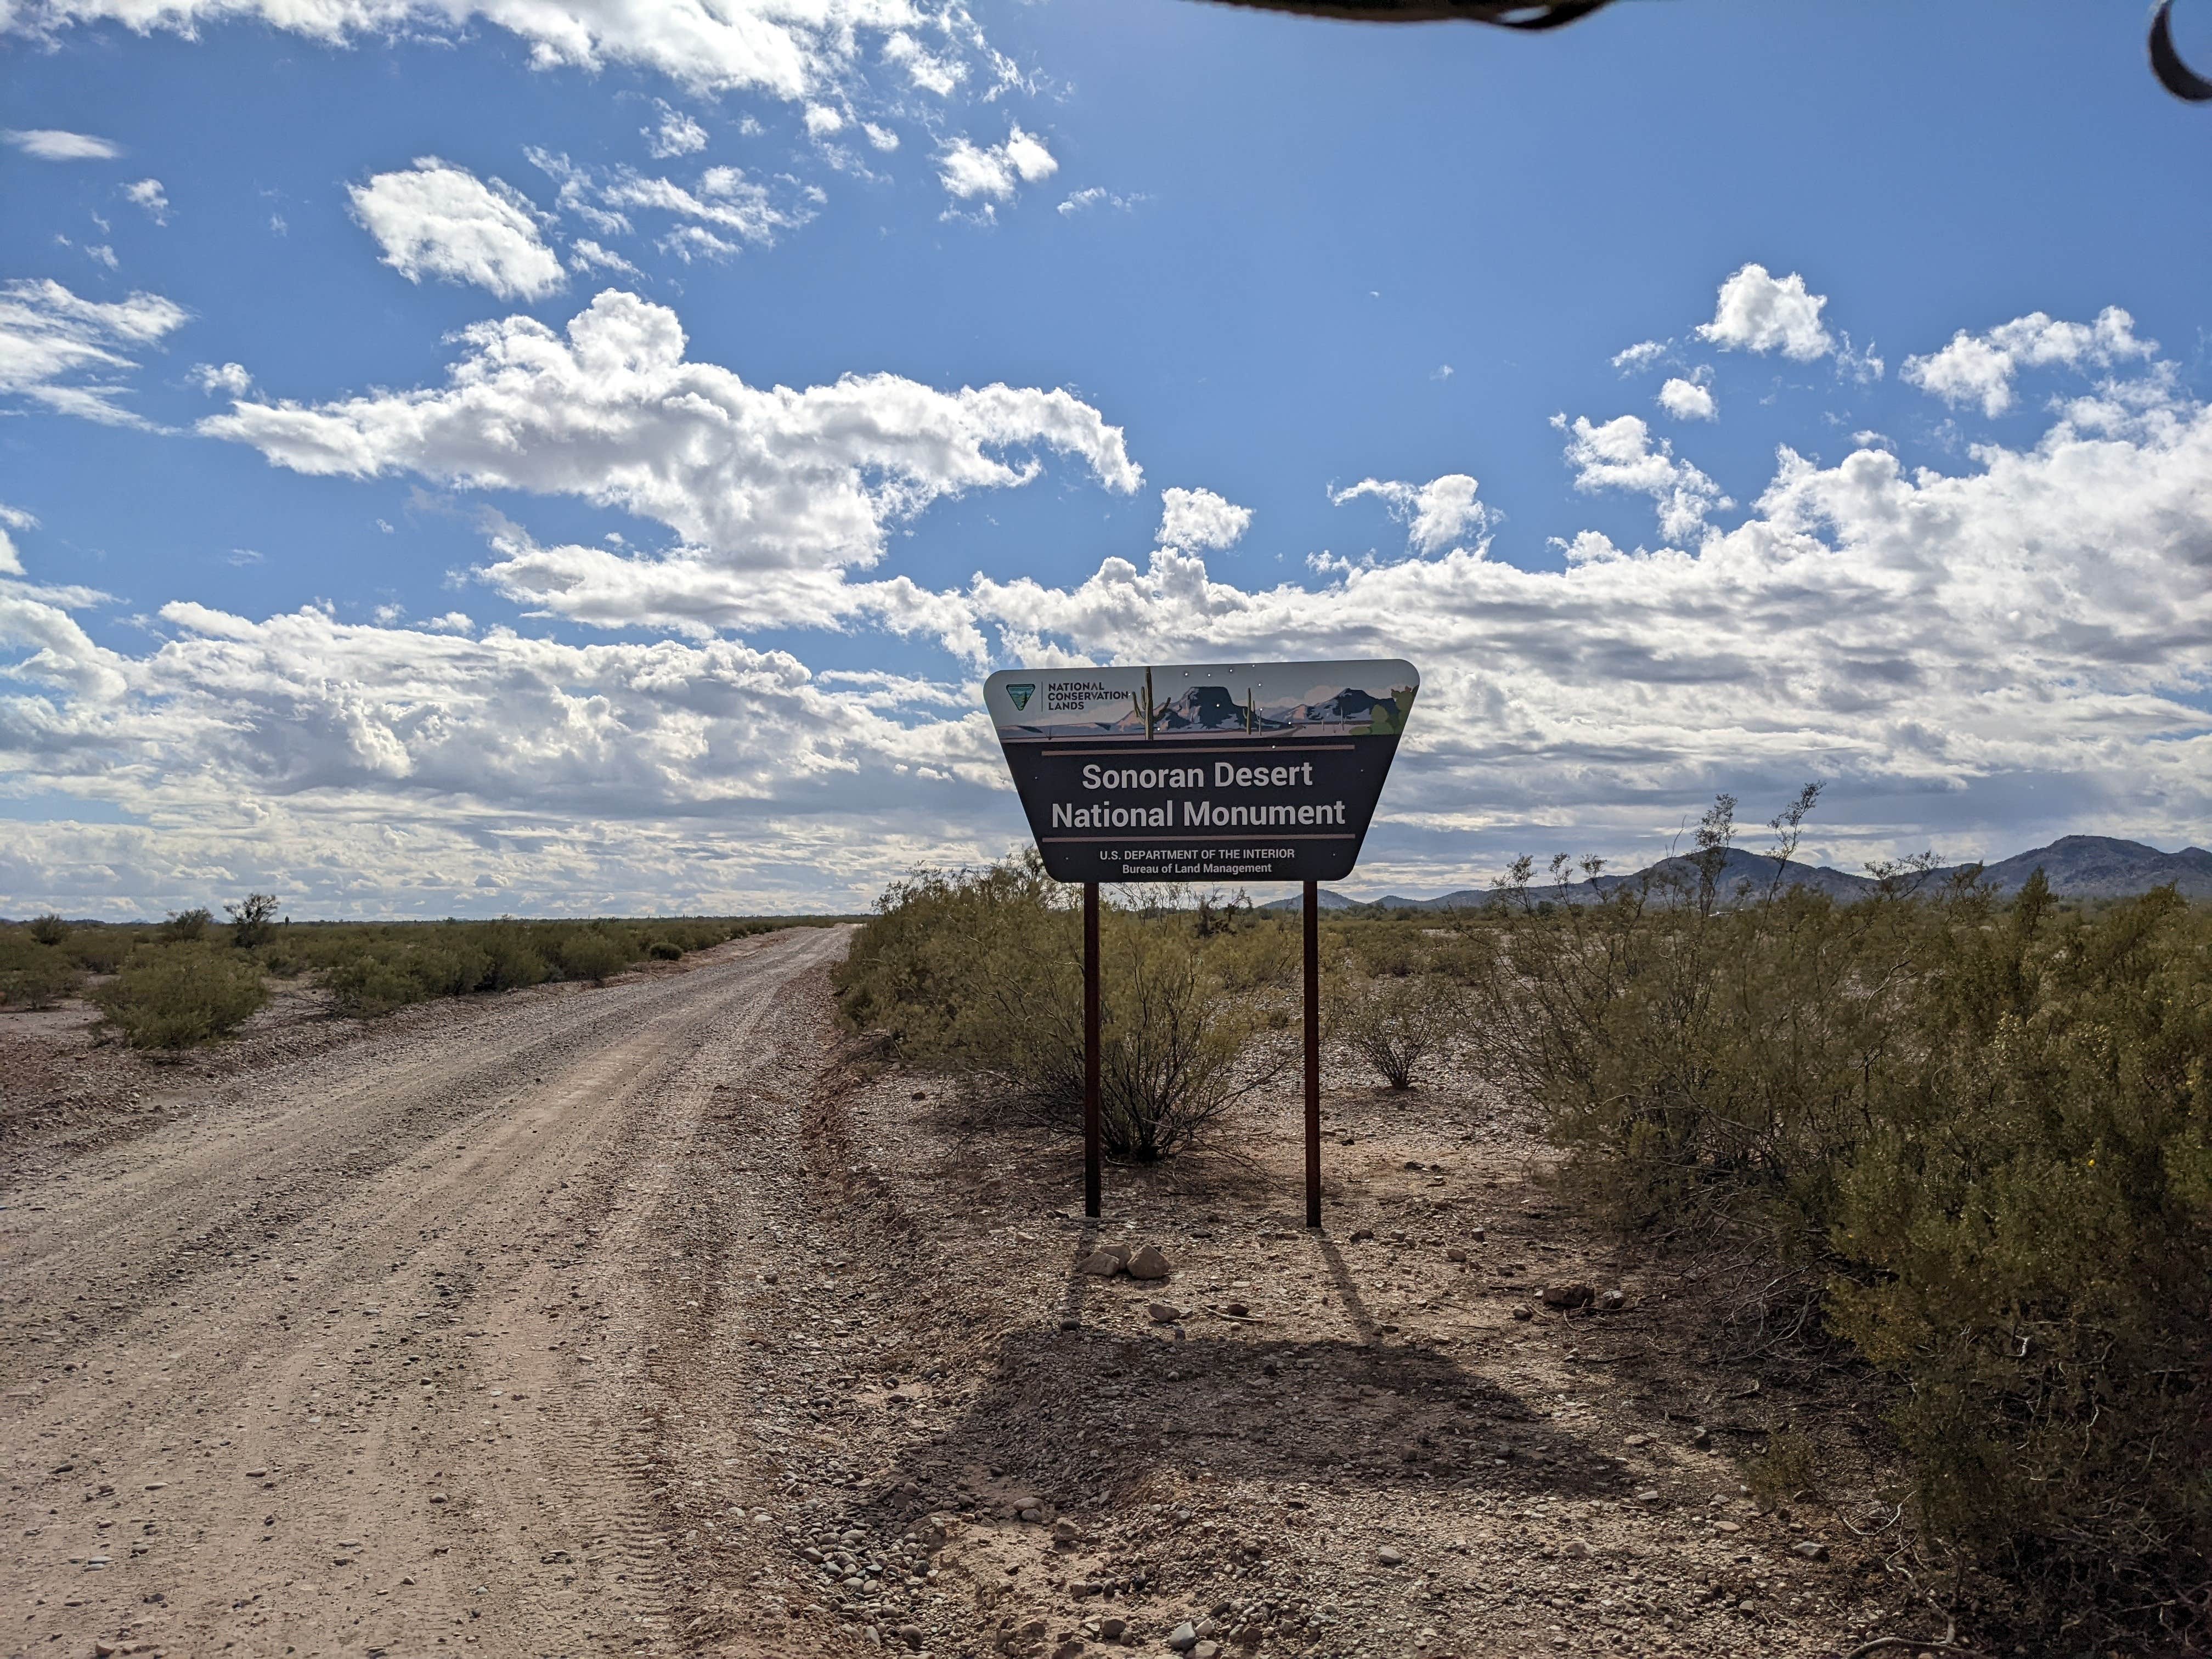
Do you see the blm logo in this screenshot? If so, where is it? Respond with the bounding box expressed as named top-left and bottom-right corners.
top-left (1006, 683), bottom-right (1036, 712)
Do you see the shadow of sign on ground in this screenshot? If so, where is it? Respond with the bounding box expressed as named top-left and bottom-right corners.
top-left (845, 1245), bottom-right (1633, 1534)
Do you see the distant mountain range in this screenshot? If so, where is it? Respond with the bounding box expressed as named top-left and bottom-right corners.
top-left (1964, 837), bottom-right (2212, 898)
top-left (1262, 836), bottom-right (2212, 911)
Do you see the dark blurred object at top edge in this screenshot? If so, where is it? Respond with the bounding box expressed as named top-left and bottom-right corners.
top-left (1200, 0), bottom-right (2212, 103)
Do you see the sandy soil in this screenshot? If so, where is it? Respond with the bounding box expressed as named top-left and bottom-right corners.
top-left (2, 928), bottom-right (1949, 1659)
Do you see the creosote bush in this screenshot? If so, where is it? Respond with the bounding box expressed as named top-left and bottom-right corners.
top-left (1329, 967), bottom-right (1459, 1090)
top-left (551, 927), bottom-right (629, 984)
top-left (1826, 881), bottom-right (2211, 1638)
top-left (59, 928), bottom-right (130, 974)
top-left (835, 855), bottom-right (1293, 1160)
top-left (0, 925), bottom-right (85, 1008)
top-left (304, 916), bottom-right (785, 1015)
top-left (160, 907), bottom-right (212, 941)
top-left (1459, 792), bottom-right (2211, 1650)
top-left (95, 943), bottom-right (268, 1049)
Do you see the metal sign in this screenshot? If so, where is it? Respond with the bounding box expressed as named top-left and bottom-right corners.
top-left (984, 659), bottom-right (1420, 883)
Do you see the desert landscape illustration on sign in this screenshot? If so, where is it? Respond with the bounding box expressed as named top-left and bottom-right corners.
top-left (990, 668), bottom-right (1417, 743)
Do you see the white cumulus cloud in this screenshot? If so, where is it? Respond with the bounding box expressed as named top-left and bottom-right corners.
top-left (122, 177), bottom-right (170, 222)
top-left (9, 0), bottom-right (981, 103)
top-left (1331, 473), bottom-right (1490, 556)
top-left (1697, 263), bottom-right (1833, 362)
top-left (612, 165), bottom-right (792, 245)
top-left (0, 591), bottom-right (1019, 912)
top-left (1157, 487), bottom-right (1251, 553)
top-left (189, 361), bottom-right (252, 396)
top-left (936, 123), bottom-right (1056, 203)
top-left (1555, 414), bottom-right (1730, 543)
top-left (658, 224), bottom-right (739, 263)
top-left (961, 387), bottom-right (2212, 883)
top-left (883, 29), bottom-right (966, 96)
top-left (199, 289), bottom-right (1142, 584)
top-left (348, 159), bottom-right (565, 302)
top-left (569, 238), bottom-right (642, 278)
top-left (1657, 375), bottom-right (1716, 421)
top-left (1611, 338), bottom-right (1668, 374)
top-left (1902, 306), bottom-right (2155, 418)
top-left (0, 277), bottom-right (187, 426)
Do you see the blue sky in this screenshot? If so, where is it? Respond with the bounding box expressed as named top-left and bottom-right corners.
top-left (4, 0), bottom-right (2211, 916)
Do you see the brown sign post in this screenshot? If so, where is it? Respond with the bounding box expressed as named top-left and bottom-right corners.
top-left (985, 659), bottom-right (1419, 1227)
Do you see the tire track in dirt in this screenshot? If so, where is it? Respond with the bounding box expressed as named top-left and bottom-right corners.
top-left (1, 926), bottom-right (850, 1659)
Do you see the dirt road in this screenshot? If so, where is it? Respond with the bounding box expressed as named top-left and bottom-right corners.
top-left (3, 927), bottom-right (854, 1658)
top-left (5, 927), bottom-right (1929, 1659)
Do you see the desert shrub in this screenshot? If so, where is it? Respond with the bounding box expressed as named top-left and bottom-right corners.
top-left (551, 926), bottom-right (628, 984)
top-left (1418, 929), bottom-right (1489, 983)
top-left (318, 937), bottom-right (492, 1013)
top-left (1827, 883), bottom-right (2212, 1637)
top-left (258, 946), bottom-right (308, 978)
top-left (161, 907), bottom-right (212, 941)
top-left (225, 892), bottom-right (279, 949)
top-left (474, 923), bottom-right (550, 991)
top-left (1331, 969), bottom-right (1459, 1089)
top-left (1191, 890), bottom-right (1252, 937)
top-left (837, 854), bottom-right (1080, 1079)
top-left (27, 913), bottom-right (69, 946)
top-left (0, 927), bottom-right (85, 1008)
top-left (409, 940), bottom-right (496, 997)
top-left (837, 855), bottom-right (1289, 1159)
top-left (61, 928), bottom-right (131, 973)
top-left (95, 943), bottom-right (267, 1048)
top-left (1464, 797), bottom-right (1943, 1244)
top-left (1207, 918), bottom-right (1298, 997)
top-left (1335, 921), bottom-right (1428, 978)
top-left (302, 915), bottom-right (791, 1014)
top-left (1471, 792), bottom-right (2212, 1647)
top-left (322, 953), bottom-right (430, 1017)
top-left (1096, 916), bottom-right (1289, 1158)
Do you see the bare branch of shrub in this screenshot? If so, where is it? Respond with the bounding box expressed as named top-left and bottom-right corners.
top-left (1330, 968), bottom-right (1458, 1090)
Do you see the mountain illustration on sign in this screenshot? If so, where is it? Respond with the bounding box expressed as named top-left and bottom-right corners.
top-left (1107, 685), bottom-right (1259, 734)
top-left (1006, 684), bottom-right (1035, 712)
top-left (1093, 685), bottom-right (1417, 737)
top-left (1288, 685), bottom-right (1415, 736)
